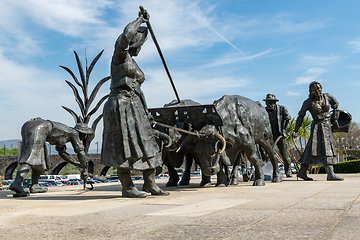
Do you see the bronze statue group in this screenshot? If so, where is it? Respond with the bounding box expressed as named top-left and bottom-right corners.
top-left (9, 8), bottom-right (348, 198)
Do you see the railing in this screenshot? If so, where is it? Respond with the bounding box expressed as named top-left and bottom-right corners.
top-left (1, 141), bottom-right (21, 156)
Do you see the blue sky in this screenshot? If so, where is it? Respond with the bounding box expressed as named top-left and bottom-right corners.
top-left (0, 0), bottom-right (360, 150)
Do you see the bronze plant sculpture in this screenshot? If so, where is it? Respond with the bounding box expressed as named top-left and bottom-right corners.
top-left (60, 50), bottom-right (111, 155)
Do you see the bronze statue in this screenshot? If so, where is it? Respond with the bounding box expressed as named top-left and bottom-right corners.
top-left (101, 10), bottom-right (170, 198)
top-left (292, 81), bottom-right (343, 181)
top-left (9, 118), bottom-right (91, 197)
top-left (263, 94), bottom-right (293, 177)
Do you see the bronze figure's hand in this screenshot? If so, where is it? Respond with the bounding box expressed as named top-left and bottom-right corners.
top-left (292, 132), bottom-right (298, 138)
top-left (139, 6), bottom-right (150, 22)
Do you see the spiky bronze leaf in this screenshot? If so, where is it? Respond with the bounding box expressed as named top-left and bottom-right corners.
top-left (86, 49), bottom-right (104, 86)
top-left (74, 51), bottom-right (87, 99)
top-left (62, 106), bottom-right (80, 123)
top-left (65, 80), bottom-right (86, 118)
top-left (86, 76), bottom-right (111, 110)
top-left (59, 65), bottom-right (83, 88)
top-left (85, 94), bottom-right (109, 123)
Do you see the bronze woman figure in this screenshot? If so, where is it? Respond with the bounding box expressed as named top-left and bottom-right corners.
top-left (292, 81), bottom-right (343, 181)
top-left (101, 10), bottom-right (169, 197)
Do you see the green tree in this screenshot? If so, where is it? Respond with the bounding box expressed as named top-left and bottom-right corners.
top-left (0, 147), bottom-right (18, 155)
top-left (286, 115), bottom-right (312, 155)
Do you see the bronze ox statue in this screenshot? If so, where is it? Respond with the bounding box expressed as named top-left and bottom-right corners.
top-left (177, 95), bottom-right (282, 186)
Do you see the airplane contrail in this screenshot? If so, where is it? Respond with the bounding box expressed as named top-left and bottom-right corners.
top-left (206, 25), bottom-right (258, 68)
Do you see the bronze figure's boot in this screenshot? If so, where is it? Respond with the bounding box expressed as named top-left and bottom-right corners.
top-left (297, 164), bottom-right (313, 181)
top-left (117, 168), bottom-right (147, 198)
top-left (325, 165), bottom-right (344, 181)
top-left (142, 168), bottom-right (170, 196)
top-left (9, 164), bottom-right (30, 197)
top-left (29, 169), bottom-right (48, 193)
top-left (30, 184), bottom-right (48, 193)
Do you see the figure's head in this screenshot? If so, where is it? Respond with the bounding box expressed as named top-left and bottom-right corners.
top-left (309, 81), bottom-right (322, 98)
top-left (115, 26), bottom-right (148, 56)
top-left (263, 94), bottom-right (278, 111)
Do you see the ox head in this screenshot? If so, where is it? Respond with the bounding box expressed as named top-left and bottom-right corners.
top-left (177, 124), bottom-right (228, 176)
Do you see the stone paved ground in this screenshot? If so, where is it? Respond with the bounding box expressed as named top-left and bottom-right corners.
top-left (1, 174), bottom-right (360, 240)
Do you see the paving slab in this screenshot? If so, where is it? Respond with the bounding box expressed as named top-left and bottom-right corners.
top-left (0, 173), bottom-right (359, 239)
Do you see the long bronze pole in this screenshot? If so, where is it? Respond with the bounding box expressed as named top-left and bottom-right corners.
top-left (139, 5), bottom-right (181, 103)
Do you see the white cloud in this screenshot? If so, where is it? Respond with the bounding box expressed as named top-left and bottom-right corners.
top-left (307, 67), bottom-right (327, 75)
top-left (295, 67), bottom-right (327, 84)
top-left (0, 0), bottom-right (115, 58)
top-left (202, 48), bottom-right (274, 68)
top-left (299, 54), bottom-right (340, 67)
top-left (286, 91), bottom-right (300, 96)
top-left (349, 65), bottom-right (360, 69)
top-left (347, 37), bottom-right (360, 53)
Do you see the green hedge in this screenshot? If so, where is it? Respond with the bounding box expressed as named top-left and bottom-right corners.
top-left (318, 159), bottom-right (360, 173)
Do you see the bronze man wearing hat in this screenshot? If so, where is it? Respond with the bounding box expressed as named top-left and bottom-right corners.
top-left (264, 94), bottom-right (293, 177)
top-left (292, 81), bottom-right (343, 181)
top-left (10, 117), bottom-right (91, 197)
top-left (101, 10), bottom-right (169, 198)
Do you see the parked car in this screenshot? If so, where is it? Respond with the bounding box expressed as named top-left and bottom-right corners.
top-left (107, 175), bottom-right (119, 182)
top-left (0, 180), bottom-right (13, 188)
top-left (66, 179), bottom-right (84, 185)
top-left (190, 171), bottom-right (201, 176)
top-left (23, 179), bottom-right (31, 184)
top-left (22, 182), bottom-right (32, 189)
top-left (88, 175), bottom-right (109, 183)
top-left (39, 175), bottom-right (63, 182)
top-left (48, 181), bottom-right (64, 187)
top-left (131, 176), bottom-right (143, 181)
top-left (155, 174), bottom-right (169, 179)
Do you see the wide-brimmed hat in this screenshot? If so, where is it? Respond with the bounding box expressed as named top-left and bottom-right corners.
top-left (263, 94), bottom-right (279, 102)
top-left (74, 123), bottom-right (94, 135)
top-left (116, 26), bottom-right (149, 49)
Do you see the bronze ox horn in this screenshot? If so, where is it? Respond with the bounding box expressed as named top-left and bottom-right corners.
top-left (176, 131), bottom-right (226, 154)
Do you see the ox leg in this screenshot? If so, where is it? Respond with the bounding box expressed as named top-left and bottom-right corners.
top-left (179, 153), bottom-right (192, 185)
top-left (244, 146), bottom-right (265, 186)
top-left (229, 154), bottom-right (242, 185)
top-left (200, 175), bottom-right (211, 187)
top-left (164, 157), bottom-right (179, 187)
top-left (216, 162), bottom-right (228, 187)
